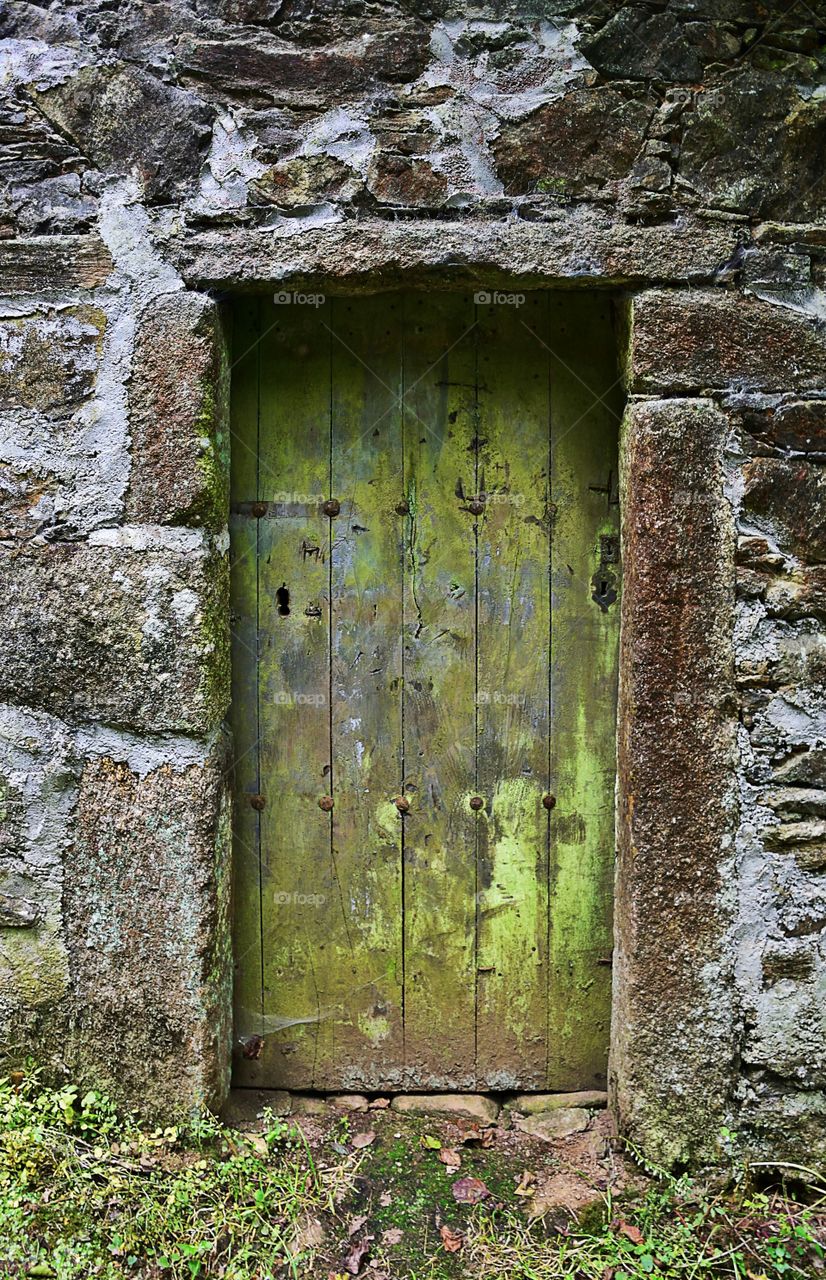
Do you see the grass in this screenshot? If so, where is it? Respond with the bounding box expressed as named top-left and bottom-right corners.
top-left (0, 1071), bottom-right (824, 1279)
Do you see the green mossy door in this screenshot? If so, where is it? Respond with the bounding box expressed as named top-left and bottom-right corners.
top-left (230, 292), bottom-right (621, 1092)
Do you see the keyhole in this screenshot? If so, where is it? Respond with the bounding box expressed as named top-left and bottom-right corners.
top-left (276, 585), bottom-right (290, 616)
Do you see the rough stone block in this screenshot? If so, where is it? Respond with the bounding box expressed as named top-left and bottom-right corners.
top-left (513, 1091), bottom-right (608, 1114)
top-left (513, 1109), bottom-right (590, 1141)
top-left (64, 736), bottom-right (231, 1116)
top-left (0, 531), bottom-right (229, 734)
top-left (612, 398), bottom-right (738, 1166)
top-left (176, 29), bottom-right (429, 108)
top-left (679, 70), bottom-right (826, 221)
top-left (390, 1094), bottom-right (499, 1124)
top-left (0, 706), bottom-right (74, 1063)
top-left (0, 237), bottom-right (113, 293)
top-left (629, 291), bottom-right (826, 393)
top-left (741, 400), bottom-right (826, 454)
top-left (0, 306), bottom-right (106, 416)
top-left (34, 63), bottom-right (211, 204)
top-left (742, 457), bottom-right (826, 564)
top-left (493, 88), bottom-right (654, 200)
top-left (127, 293), bottom-right (229, 530)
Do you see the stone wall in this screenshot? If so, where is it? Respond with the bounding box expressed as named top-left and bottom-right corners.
top-left (1, 0), bottom-right (824, 1155)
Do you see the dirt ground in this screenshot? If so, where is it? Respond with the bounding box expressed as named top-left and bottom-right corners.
top-left (222, 1091), bottom-right (640, 1278)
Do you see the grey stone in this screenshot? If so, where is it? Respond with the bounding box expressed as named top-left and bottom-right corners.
top-left (165, 213), bottom-right (743, 292)
top-left (63, 734), bottom-right (232, 1117)
top-left (513, 1091), bottom-right (608, 1114)
top-left (34, 63), bottom-right (212, 204)
top-left (0, 306), bottom-right (106, 416)
top-left (514, 1108), bottom-right (590, 1141)
top-left (0, 535), bottom-right (230, 735)
top-left (0, 891), bottom-right (41, 928)
top-left (329, 1093), bottom-right (370, 1112)
top-left (289, 1094), bottom-right (329, 1115)
top-left (390, 1094), bottom-right (499, 1124)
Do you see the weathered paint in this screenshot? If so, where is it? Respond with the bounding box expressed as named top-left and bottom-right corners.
top-left (548, 293), bottom-right (622, 1089)
top-left (402, 292), bottom-right (478, 1087)
top-left (324, 295), bottom-right (405, 1085)
top-left (475, 294), bottom-right (552, 1089)
top-left (230, 292), bottom-right (621, 1090)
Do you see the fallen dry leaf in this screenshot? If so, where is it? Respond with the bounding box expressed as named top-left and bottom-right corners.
top-left (460, 1126), bottom-right (494, 1149)
top-left (379, 1190), bottom-right (392, 1207)
top-left (452, 1176), bottom-right (489, 1204)
top-left (440, 1224), bottom-right (465, 1253)
top-left (247, 1134), bottom-right (269, 1159)
top-left (368, 1096), bottom-right (390, 1109)
top-left (343, 1235), bottom-right (373, 1275)
top-left (514, 1169), bottom-right (536, 1197)
top-left (437, 1147), bottom-right (461, 1170)
top-left (382, 1227), bottom-right (404, 1246)
top-left (347, 1214), bottom-right (368, 1237)
top-left (618, 1221), bottom-right (643, 1245)
top-left (350, 1130), bottom-right (376, 1150)
top-left (288, 1214), bottom-right (325, 1257)
top-left (420, 1134), bottom-right (441, 1150)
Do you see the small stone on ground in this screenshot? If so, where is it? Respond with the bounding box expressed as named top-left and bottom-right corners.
top-left (514, 1107), bottom-right (590, 1140)
top-left (513, 1090), bottom-right (607, 1114)
top-left (390, 1093), bottom-right (500, 1124)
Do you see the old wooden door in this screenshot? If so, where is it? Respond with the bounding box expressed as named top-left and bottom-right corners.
top-left (231, 292), bottom-right (621, 1092)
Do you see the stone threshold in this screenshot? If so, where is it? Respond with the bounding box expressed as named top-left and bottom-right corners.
top-left (223, 1089), bottom-right (609, 1142)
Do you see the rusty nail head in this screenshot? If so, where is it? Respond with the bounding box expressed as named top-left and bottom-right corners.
top-left (395, 500), bottom-right (410, 516)
top-left (469, 795), bottom-right (484, 811)
top-left (251, 501), bottom-right (267, 518)
top-left (323, 499), bottom-right (341, 518)
top-left (468, 499), bottom-right (485, 516)
top-left (318, 795), bottom-right (334, 812)
top-left (394, 795), bottom-right (410, 813)
top-left (250, 794), bottom-right (266, 811)
top-left (543, 793), bottom-right (556, 810)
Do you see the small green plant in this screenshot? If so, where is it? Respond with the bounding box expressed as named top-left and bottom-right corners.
top-left (534, 176), bottom-right (569, 198)
top-left (0, 1070), bottom-right (823, 1279)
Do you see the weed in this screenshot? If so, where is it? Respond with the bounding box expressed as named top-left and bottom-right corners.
top-left (0, 1072), bottom-right (823, 1279)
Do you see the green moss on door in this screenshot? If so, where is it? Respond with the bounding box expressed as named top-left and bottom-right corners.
top-left (230, 292), bottom-right (622, 1091)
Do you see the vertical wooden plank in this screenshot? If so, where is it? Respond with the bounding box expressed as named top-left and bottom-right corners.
top-left (229, 297), bottom-right (264, 1085)
top-left (474, 293), bottom-right (552, 1089)
top-left (257, 297), bottom-right (333, 1089)
top-left (402, 292), bottom-right (479, 1088)
top-left (547, 292), bottom-right (622, 1089)
top-left (310, 294), bottom-right (405, 1087)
